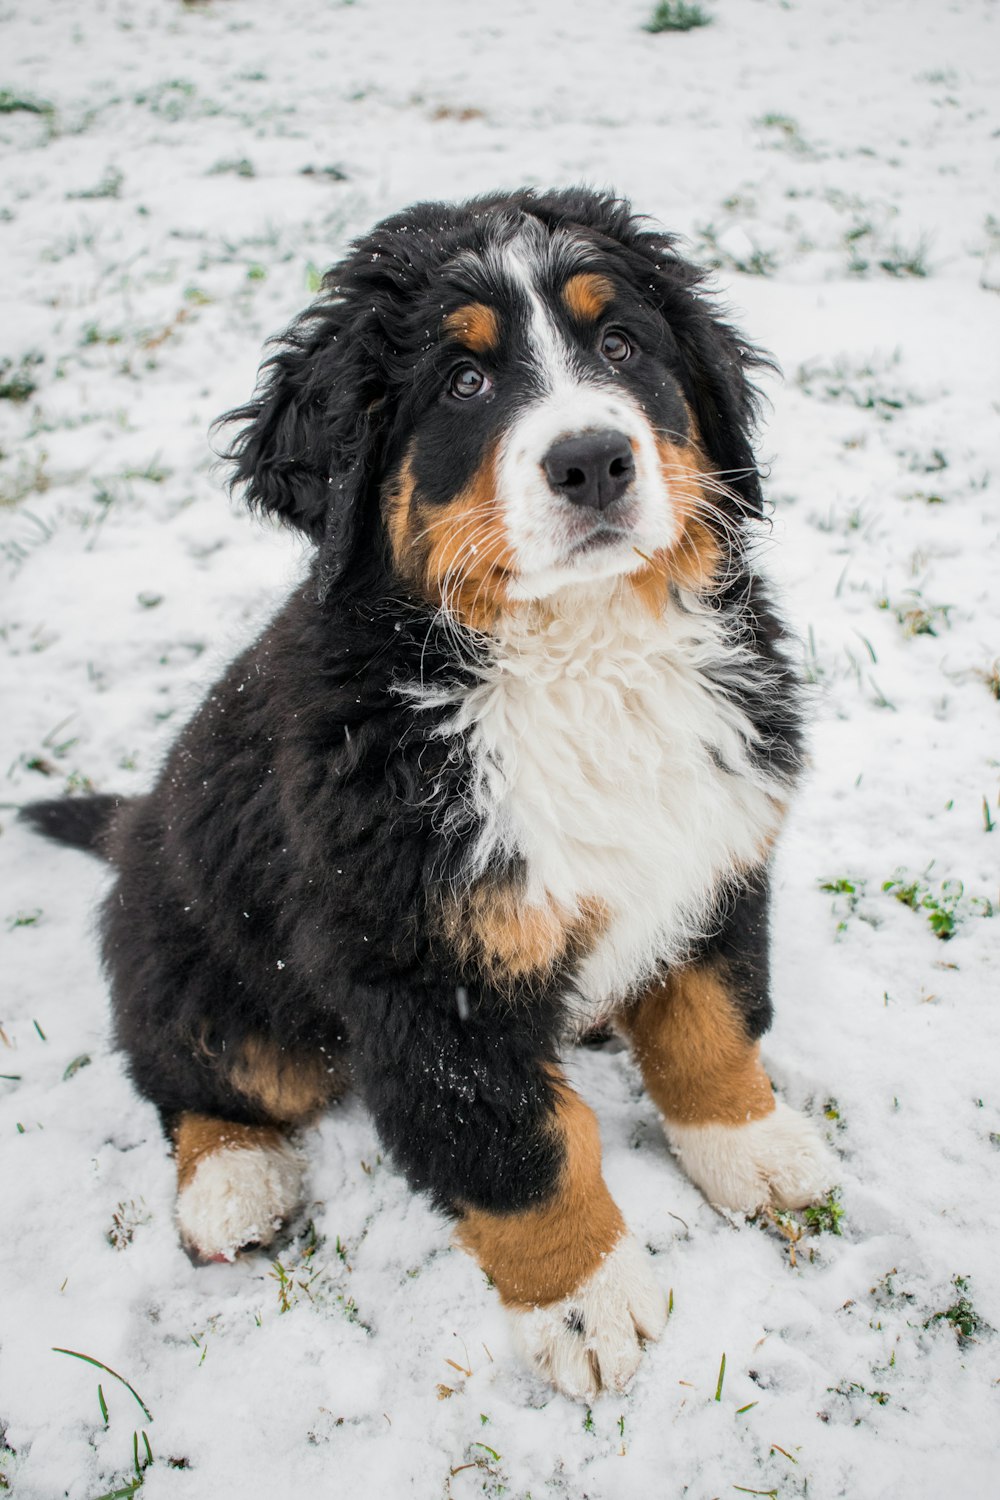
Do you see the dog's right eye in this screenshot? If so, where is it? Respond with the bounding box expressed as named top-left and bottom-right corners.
top-left (449, 365), bottom-right (492, 400)
top-left (599, 329), bottom-right (632, 363)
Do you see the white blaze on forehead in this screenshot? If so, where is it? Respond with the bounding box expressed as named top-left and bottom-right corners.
top-left (488, 229), bottom-right (680, 597)
top-left (493, 230), bottom-right (582, 393)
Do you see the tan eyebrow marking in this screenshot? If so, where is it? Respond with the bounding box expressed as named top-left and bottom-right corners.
top-left (443, 302), bottom-right (500, 353)
top-left (562, 272), bottom-right (615, 323)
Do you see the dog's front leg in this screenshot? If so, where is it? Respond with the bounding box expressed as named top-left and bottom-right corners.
top-left (355, 1017), bottom-right (666, 1398)
top-left (458, 1075), bottom-right (667, 1397)
top-left (620, 876), bottom-right (835, 1214)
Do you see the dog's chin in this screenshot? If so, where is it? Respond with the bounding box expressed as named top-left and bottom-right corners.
top-left (566, 522), bottom-right (636, 558)
top-left (506, 529), bottom-right (662, 603)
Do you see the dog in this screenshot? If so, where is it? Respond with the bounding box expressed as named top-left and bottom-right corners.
top-left (22, 186), bottom-right (834, 1399)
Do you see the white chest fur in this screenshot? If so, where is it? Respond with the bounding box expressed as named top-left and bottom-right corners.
top-left (430, 583), bottom-right (787, 1020)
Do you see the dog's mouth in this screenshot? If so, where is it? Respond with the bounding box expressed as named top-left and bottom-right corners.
top-left (567, 524), bottom-right (635, 556)
top-left (559, 502), bottom-right (649, 561)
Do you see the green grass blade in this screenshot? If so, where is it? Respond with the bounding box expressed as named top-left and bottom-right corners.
top-left (52, 1348), bottom-right (153, 1422)
top-left (715, 1351), bottom-right (726, 1401)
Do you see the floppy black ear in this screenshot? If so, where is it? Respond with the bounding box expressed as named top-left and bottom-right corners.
top-left (221, 285), bottom-right (387, 596)
top-left (656, 264), bottom-right (771, 520)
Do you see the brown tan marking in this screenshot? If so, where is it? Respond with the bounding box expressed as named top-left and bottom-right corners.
top-left (440, 883), bottom-right (606, 990)
top-left (229, 1036), bottom-right (342, 1125)
top-left (173, 1112), bottom-right (292, 1191)
top-left (383, 452), bottom-right (417, 571)
top-left (443, 302), bottom-right (500, 354)
top-left (384, 448), bottom-right (516, 632)
top-left (620, 963), bottom-right (775, 1127)
top-left (561, 272), bottom-right (615, 324)
top-left (457, 1075), bottom-right (624, 1307)
top-left (628, 418), bottom-right (723, 613)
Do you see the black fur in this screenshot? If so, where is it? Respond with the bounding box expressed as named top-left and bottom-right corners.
top-left (698, 874), bottom-right (774, 1042)
top-left (19, 794), bottom-right (122, 855)
top-left (90, 583), bottom-right (571, 1212)
top-left (23, 187), bottom-right (804, 1228)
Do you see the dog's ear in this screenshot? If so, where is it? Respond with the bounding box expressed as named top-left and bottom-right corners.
top-left (221, 281), bottom-right (387, 597)
top-left (657, 261), bottom-right (771, 519)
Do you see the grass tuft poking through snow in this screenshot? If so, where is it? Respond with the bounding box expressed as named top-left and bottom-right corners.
top-left (644, 2), bottom-right (712, 33)
top-left (924, 1275), bottom-right (991, 1343)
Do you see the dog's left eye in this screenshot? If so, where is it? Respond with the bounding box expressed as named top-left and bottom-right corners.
top-left (449, 365), bottom-right (492, 400)
top-left (600, 329), bottom-right (632, 363)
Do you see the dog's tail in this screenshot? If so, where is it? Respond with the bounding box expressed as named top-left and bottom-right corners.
top-left (19, 793), bottom-right (127, 861)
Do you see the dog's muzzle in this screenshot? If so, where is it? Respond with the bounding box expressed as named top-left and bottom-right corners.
top-left (542, 429), bottom-right (635, 512)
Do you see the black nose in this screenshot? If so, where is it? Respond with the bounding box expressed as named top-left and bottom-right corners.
top-left (542, 430), bottom-right (635, 511)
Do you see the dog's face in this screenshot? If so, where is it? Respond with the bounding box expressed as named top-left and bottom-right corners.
top-left (225, 189), bottom-right (768, 625)
top-left (383, 220), bottom-right (704, 616)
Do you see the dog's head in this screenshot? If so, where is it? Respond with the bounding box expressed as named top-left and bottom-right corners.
top-left (224, 188), bottom-right (770, 624)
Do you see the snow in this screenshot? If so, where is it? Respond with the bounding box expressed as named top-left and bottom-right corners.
top-left (1, 0), bottom-right (998, 1495)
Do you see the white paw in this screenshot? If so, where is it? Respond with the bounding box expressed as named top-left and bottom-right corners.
top-left (508, 1233), bottom-right (667, 1400)
top-left (176, 1140), bottom-right (304, 1261)
top-left (666, 1101), bottom-right (836, 1214)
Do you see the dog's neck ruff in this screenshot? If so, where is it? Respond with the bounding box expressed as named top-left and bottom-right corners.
top-left (421, 580), bottom-right (788, 1019)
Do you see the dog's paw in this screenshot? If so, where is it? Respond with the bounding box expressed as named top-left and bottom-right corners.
top-left (665, 1100), bottom-right (835, 1214)
top-left (176, 1139), bottom-right (305, 1261)
top-left (508, 1233), bottom-right (667, 1400)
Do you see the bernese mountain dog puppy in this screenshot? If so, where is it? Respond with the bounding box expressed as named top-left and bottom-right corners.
top-left (23, 187), bottom-right (834, 1399)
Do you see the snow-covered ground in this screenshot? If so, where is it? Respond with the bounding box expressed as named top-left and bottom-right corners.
top-left (2, 1), bottom-right (998, 1495)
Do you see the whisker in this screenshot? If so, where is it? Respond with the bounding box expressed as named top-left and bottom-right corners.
top-left (465, 548), bottom-right (513, 631)
top-left (407, 501), bottom-right (498, 551)
top-left (665, 484), bottom-right (748, 594)
top-left (433, 519), bottom-right (511, 627)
